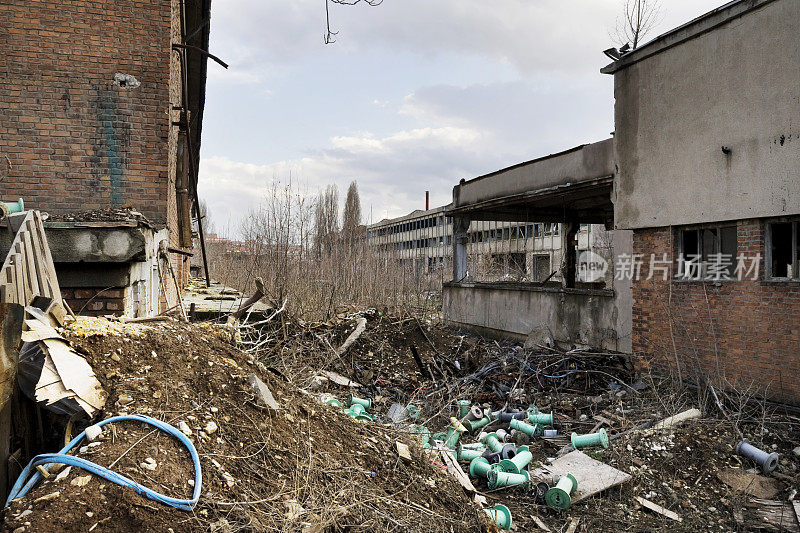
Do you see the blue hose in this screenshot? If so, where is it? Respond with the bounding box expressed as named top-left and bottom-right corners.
top-left (5, 414), bottom-right (202, 511)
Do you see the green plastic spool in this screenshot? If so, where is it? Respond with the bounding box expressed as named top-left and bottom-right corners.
top-left (354, 413), bottom-right (373, 422)
top-left (469, 457), bottom-right (493, 478)
top-left (527, 412), bottom-right (553, 426)
top-left (480, 432), bottom-right (503, 453)
top-left (348, 395), bottom-right (372, 410)
top-left (348, 403), bottom-right (366, 415)
top-left (498, 445), bottom-right (532, 474)
top-left (527, 405), bottom-right (539, 416)
top-left (2, 199), bottom-right (24, 214)
top-left (456, 443), bottom-right (485, 462)
top-left (457, 400), bottom-right (472, 418)
top-left (487, 469), bottom-right (530, 490)
top-left (406, 404), bottom-right (421, 420)
top-left (545, 474), bottom-right (577, 510)
top-left (325, 398), bottom-right (342, 408)
top-left (485, 504), bottom-right (512, 530)
top-left (444, 424), bottom-right (464, 449)
top-left (460, 442), bottom-right (486, 450)
top-left (570, 428), bottom-right (609, 449)
top-left (464, 416), bottom-right (491, 433)
top-left (411, 425), bottom-right (430, 446)
top-left (431, 431), bottom-right (448, 442)
top-left (509, 418), bottom-right (541, 438)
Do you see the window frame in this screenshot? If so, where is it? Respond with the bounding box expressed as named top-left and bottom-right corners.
top-left (766, 219), bottom-right (800, 281)
top-left (676, 223), bottom-right (738, 281)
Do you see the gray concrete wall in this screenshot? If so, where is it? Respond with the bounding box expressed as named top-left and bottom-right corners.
top-left (452, 139), bottom-right (614, 209)
top-left (443, 281), bottom-right (627, 352)
top-left (612, 0), bottom-right (800, 229)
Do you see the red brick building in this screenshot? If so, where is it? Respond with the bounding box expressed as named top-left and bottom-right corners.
top-left (0, 0), bottom-right (213, 316)
top-left (603, 0), bottom-right (800, 403)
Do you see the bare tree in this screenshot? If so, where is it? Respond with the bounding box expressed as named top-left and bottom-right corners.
top-left (342, 181), bottom-right (362, 236)
top-left (614, 0), bottom-right (661, 49)
top-left (324, 0), bottom-right (384, 44)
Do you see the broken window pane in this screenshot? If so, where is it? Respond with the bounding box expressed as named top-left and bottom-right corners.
top-left (771, 222), bottom-right (793, 277)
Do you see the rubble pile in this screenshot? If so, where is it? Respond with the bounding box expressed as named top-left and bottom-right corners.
top-left (3, 310), bottom-right (799, 532)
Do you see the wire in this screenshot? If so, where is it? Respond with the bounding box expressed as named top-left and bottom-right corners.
top-left (5, 414), bottom-right (202, 511)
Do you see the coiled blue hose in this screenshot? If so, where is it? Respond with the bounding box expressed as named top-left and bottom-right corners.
top-left (5, 414), bottom-right (202, 511)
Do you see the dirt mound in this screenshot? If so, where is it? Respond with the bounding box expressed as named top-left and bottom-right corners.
top-left (3, 318), bottom-right (485, 532)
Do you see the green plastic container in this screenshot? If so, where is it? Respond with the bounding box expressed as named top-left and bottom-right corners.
top-left (545, 474), bottom-right (578, 510)
top-left (485, 504), bottom-right (512, 530)
top-left (570, 428), bottom-right (609, 449)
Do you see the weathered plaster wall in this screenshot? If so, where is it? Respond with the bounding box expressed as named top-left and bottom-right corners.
top-left (443, 282), bottom-right (627, 351)
top-left (612, 0), bottom-right (800, 229)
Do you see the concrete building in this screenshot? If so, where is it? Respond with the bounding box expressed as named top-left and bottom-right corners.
top-left (602, 0), bottom-right (800, 403)
top-left (367, 206), bottom-right (605, 283)
top-left (441, 140), bottom-right (633, 351)
top-left (0, 0), bottom-right (213, 316)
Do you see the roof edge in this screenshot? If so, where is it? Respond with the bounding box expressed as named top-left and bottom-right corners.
top-left (601, 0), bottom-right (777, 74)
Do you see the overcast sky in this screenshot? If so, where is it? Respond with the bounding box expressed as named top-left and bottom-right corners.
top-left (198, 0), bottom-right (724, 236)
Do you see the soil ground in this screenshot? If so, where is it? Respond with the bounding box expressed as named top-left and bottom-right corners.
top-left (3, 311), bottom-right (799, 532)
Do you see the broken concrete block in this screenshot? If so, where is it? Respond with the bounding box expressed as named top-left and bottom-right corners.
top-left (248, 374), bottom-right (280, 410)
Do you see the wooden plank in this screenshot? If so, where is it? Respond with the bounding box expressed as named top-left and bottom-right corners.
top-left (33, 213), bottom-right (61, 300)
top-left (529, 450), bottom-right (631, 503)
top-left (22, 226), bottom-right (42, 299)
top-left (14, 254), bottom-right (25, 305)
top-left (26, 218), bottom-right (49, 298)
top-left (635, 496), bottom-right (682, 522)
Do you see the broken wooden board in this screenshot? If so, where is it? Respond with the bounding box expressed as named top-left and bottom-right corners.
top-left (395, 441), bottom-right (412, 463)
top-left (742, 498), bottom-right (800, 533)
top-left (717, 467), bottom-right (782, 499)
top-left (321, 371), bottom-right (362, 388)
top-left (529, 450), bottom-right (631, 503)
top-left (440, 449), bottom-right (477, 494)
top-left (635, 496), bottom-right (682, 522)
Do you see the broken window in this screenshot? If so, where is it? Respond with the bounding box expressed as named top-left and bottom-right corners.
top-left (532, 254), bottom-right (551, 282)
top-left (768, 221), bottom-right (799, 279)
top-left (678, 224), bottom-right (737, 279)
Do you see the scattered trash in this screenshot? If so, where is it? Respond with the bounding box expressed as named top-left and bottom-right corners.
top-left (545, 474), bottom-right (577, 510)
top-left (484, 504), bottom-right (512, 530)
top-left (635, 496), bottom-right (682, 522)
top-left (735, 438), bottom-right (779, 474)
top-left (570, 428), bottom-right (609, 449)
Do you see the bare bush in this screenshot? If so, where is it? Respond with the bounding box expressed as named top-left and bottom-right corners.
top-left (207, 180), bottom-right (443, 321)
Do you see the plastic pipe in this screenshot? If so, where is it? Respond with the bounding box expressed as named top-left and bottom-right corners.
top-left (736, 439), bottom-right (779, 474)
top-left (480, 432), bottom-right (504, 453)
top-left (457, 400), bottom-right (472, 418)
top-left (509, 418), bottom-right (541, 438)
top-left (498, 445), bottom-right (532, 474)
top-left (456, 443), bottom-right (485, 462)
top-left (570, 428), bottom-right (609, 449)
top-left (348, 395), bottom-right (372, 410)
top-left (527, 412), bottom-right (554, 426)
top-left (464, 416), bottom-right (491, 433)
top-left (545, 474), bottom-right (578, 510)
top-left (497, 411), bottom-right (526, 423)
top-left (2, 199), bottom-right (24, 214)
top-left (485, 504), bottom-right (512, 530)
top-left (6, 414), bottom-right (201, 511)
top-left (469, 457), bottom-right (494, 478)
top-left (487, 469), bottom-right (530, 490)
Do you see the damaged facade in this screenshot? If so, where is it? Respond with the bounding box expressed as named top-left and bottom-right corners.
top-left (602, 0), bottom-right (800, 403)
top-left (0, 0), bottom-right (212, 317)
top-left (443, 140), bottom-right (633, 352)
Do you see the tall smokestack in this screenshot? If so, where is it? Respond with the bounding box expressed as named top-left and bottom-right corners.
top-left (425, 191), bottom-right (429, 211)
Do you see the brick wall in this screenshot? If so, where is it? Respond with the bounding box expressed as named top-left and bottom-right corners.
top-left (62, 288), bottom-right (125, 317)
top-left (632, 219), bottom-right (800, 404)
top-left (0, 0), bottom-right (171, 226)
